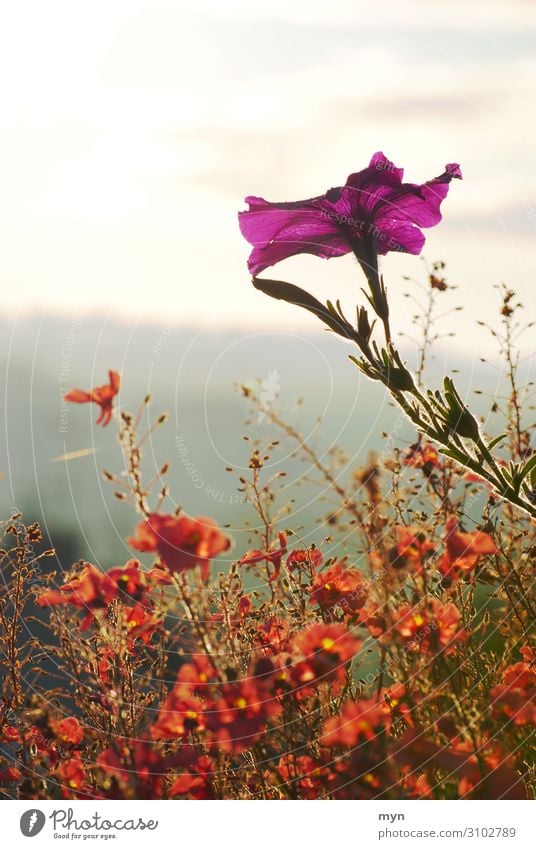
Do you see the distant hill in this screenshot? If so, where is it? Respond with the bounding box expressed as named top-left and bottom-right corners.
top-left (0, 314), bottom-right (510, 574)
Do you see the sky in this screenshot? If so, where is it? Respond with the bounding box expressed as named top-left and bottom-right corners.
top-left (1, 0), bottom-right (536, 353)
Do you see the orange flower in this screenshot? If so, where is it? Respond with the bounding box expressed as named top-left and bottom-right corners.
top-left (52, 717), bottom-right (84, 746)
top-left (269, 755), bottom-right (327, 799)
top-left (490, 655), bottom-right (536, 727)
top-left (56, 755), bottom-right (89, 798)
top-left (392, 598), bottom-right (465, 655)
top-left (150, 685), bottom-right (207, 739)
top-left (150, 657), bottom-right (217, 740)
top-left (322, 698), bottom-right (387, 747)
top-left (388, 526), bottom-right (435, 571)
top-left (64, 369), bottom-right (120, 426)
top-left (123, 602), bottom-right (160, 645)
top-left (107, 559), bottom-right (150, 602)
top-left (206, 675), bottom-right (281, 754)
top-left (255, 617), bottom-right (291, 654)
top-left (128, 512), bottom-right (231, 581)
top-left (404, 440), bottom-right (440, 473)
top-left (286, 547), bottom-right (323, 573)
top-left (240, 531), bottom-right (287, 581)
top-left (309, 560), bottom-right (368, 615)
top-left (439, 518), bottom-right (497, 582)
top-left (0, 766), bottom-right (23, 783)
top-left (36, 563), bottom-right (117, 628)
top-left (291, 623), bottom-right (360, 685)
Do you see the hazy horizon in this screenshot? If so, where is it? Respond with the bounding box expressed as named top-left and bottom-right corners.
top-left (0, 1), bottom-right (535, 348)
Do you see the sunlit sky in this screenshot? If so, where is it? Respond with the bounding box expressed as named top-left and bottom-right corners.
top-left (1, 0), bottom-right (536, 348)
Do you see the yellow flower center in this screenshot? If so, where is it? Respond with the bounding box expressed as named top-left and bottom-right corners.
top-left (235, 697), bottom-right (247, 709)
top-left (321, 637), bottom-right (335, 651)
top-left (413, 614), bottom-right (424, 627)
top-left (186, 710), bottom-right (198, 719)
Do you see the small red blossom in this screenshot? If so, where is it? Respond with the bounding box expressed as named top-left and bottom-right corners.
top-left (64, 369), bottom-right (120, 427)
top-left (1, 726), bottom-right (23, 743)
top-left (404, 441), bottom-right (441, 474)
top-left (150, 657), bottom-right (218, 740)
top-left (392, 598), bottom-right (466, 655)
top-left (128, 512), bottom-right (231, 581)
top-left (290, 623), bottom-right (361, 686)
top-left (268, 755), bottom-right (327, 799)
top-left (322, 698), bottom-right (387, 747)
top-left (391, 729), bottom-right (526, 800)
top-left (56, 755), bottom-right (90, 798)
top-left (255, 617), bottom-right (291, 654)
top-left (490, 657), bottom-right (536, 727)
top-left (388, 526), bottom-right (435, 571)
top-left (205, 674), bottom-right (281, 754)
top-left (107, 559), bottom-right (151, 602)
top-left (167, 747), bottom-right (216, 799)
top-left (309, 560), bottom-right (368, 615)
top-left (98, 741), bottom-right (165, 799)
top-left (0, 766), bottom-right (23, 783)
top-left (286, 547), bottom-right (323, 573)
top-left (439, 518), bottom-right (497, 582)
top-left (240, 531), bottom-right (287, 581)
top-left (123, 602), bottom-right (160, 645)
top-left (52, 717), bottom-right (84, 746)
top-left (36, 563), bottom-right (117, 628)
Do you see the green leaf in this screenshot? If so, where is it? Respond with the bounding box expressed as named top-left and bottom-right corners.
top-left (252, 277), bottom-right (356, 340)
top-left (486, 433), bottom-right (507, 451)
top-left (513, 453), bottom-right (536, 488)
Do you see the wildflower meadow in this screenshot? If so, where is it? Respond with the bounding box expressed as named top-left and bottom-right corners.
top-left (0, 152), bottom-right (534, 804)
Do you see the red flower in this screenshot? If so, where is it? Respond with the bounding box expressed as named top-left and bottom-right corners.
top-left (64, 369), bottom-right (120, 427)
top-left (391, 729), bottom-right (527, 800)
top-left (150, 657), bottom-right (217, 740)
top-left (0, 766), bottom-right (23, 783)
top-left (1, 726), bottom-right (23, 743)
top-left (150, 687), bottom-right (207, 739)
top-left (98, 741), bottom-right (165, 799)
top-left (123, 602), bottom-right (160, 645)
top-left (56, 755), bottom-right (90, 798)
top-left (240, 532), bottom-right (287, 581)
top-left (286, 547), bottom-right (323, 573)
top-left (291, 623), bottom-right (361, 686)
top-left (128, 513), bottom-right (231, 581)
top-left (255, 617), bottom-right (291, 654)
top-left (404, 441), bottom-right (441, 474)
top-left (309, 560), bottom-right (368, 616)
top-left (167, 747), bottom-right (216, 799)
top-left (205, 674), bottom-right (281, 754)
top-left (490, 655), bottom-right (536, 727)
top-left (388, 526), bottom-right (435, 571)
top-left (322, 698), bottom-right (387, 747)
top-left (52, 717), bottom-right (84, 746)
top-left (36, 563), bottom-right (117, 628)
top-left (439, 518), bottom-right (496, 582)
top-left (392, 598), bottom-right (466, 655)
top-left (107, 559), bottom-right (150, 602)
top-left (269, 755), bottom-right (327, 799)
